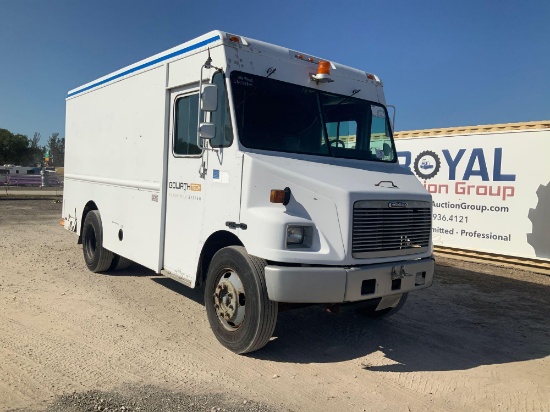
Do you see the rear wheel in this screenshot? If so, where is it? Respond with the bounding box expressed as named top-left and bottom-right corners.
top-left (82, 210), bottom-right (114, 273)
top-left (110, 254), bottom-right (132, 271)
top-left (205, 246), bottom-right (278, 354)
top-left (355, 293), bottom-right (408, 319)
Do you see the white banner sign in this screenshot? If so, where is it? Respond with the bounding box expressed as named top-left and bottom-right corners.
top-left (396, 129), bottom-right (550, 261)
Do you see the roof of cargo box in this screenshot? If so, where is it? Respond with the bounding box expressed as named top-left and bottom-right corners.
top-left (394, 120), bottom-right (550, 138)
top-left (67, 30), bottom-right (381, 99)
top-left (67, 31), bottom-right (224, 98)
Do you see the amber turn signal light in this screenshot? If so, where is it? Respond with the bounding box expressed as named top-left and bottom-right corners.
top-left (270, 187), bottom-right (291, 205)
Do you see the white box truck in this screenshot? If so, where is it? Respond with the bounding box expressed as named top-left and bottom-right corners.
top-left (63, 31), bottom-right (435, 353)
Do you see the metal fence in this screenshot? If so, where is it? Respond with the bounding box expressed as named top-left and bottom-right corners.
top-left (0, 172), bottom-right (62, 187)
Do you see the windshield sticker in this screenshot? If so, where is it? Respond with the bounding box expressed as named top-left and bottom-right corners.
top-left (372, 107), bottom-right (386, 118)
top-left (233, 74), bottom-right (253, 88)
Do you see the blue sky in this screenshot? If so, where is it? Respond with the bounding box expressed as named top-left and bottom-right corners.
top-left (0, 0), bottom-right (548, 144)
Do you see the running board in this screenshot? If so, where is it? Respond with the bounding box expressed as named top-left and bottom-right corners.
top-left (160, 269), bottom-right (192, 287)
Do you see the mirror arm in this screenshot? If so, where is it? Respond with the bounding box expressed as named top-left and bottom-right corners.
top-left (197, 63), bottom-right (207, 152)
top-left (197, 54), bottom-right (224, 153)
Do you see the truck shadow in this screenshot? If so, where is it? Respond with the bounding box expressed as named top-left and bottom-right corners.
top-left (108, 264), bottom-right (206, 303)
top-left (252, 264), bottom-right (550, 372)
top-left (151, 277), bottom-right (205, 305)
top-left (134, 260), bottom-right (549, 372)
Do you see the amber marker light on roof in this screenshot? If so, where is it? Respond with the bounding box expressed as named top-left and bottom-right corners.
top-left (317, 60), bottom-right (331, 75)
top-left (310, 60), bottom-right (333, 83)
top-left (229, 35), bottom-right (240, 43)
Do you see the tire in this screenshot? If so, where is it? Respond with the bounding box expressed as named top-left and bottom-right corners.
top-left (355, 293), bottom-right (408, 319)
top-left (110, 254), bottom-right (132, 271)
top-left (204, 246), bottom-right (278, 354)
top-left (82, 210), bottom-right (114, 273)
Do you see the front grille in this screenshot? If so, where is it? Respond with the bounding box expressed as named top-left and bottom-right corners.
top-left (352, 200), bottom-right (431, 258)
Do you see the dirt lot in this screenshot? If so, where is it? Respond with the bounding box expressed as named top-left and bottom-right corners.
top-left (0, 199), bottom-right (548, 412)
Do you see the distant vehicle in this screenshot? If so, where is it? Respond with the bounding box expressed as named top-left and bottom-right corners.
top-left (0, 165), bottom-right (40, 175)
top-left (63, 31), bottom-right (435, 354)
top-left (0, 165), bottom-right (41, 185)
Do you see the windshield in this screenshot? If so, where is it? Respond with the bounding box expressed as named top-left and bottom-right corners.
top-left (230, 71), bottom-right (396, 162)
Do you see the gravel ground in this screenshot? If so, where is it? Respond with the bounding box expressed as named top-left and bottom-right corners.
top-left (1, 199), bottom-right (549, 412)
top-left (44, 387), bottom-right (272, 412)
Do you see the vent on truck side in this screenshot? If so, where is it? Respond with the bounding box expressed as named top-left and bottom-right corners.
top-left (352, 200), bottom-right (431, 258)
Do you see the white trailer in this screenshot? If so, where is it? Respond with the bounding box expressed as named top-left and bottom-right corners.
top-left (394, 121), bottom-right (550, 261)
top-left (63, 31), bottom-right (435, 353)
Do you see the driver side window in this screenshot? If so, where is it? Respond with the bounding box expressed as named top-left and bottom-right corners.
top-left (174, 93), bottom-right (201, 156)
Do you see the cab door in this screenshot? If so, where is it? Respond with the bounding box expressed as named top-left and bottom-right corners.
top-left (162, 72), bottom-right (241, 286)
top-left (162, 86), bottom-right (206, 284)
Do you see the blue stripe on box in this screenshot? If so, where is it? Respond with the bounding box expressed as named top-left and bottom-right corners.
top-left (67, 35), bottom-right (221, 98)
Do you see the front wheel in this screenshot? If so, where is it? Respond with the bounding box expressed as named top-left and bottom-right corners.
top-left (205, 246), bottom-right (278, 354)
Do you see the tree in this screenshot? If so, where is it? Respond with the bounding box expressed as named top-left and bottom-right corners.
top-left (31, 132), bottom-right (41, 149)
top-left (0, 129), bottom-right (64, 167)
top-left (26, 132), bottom-right (43, 166)
top-left (0, 128), bottom-right (33, 165)
top-left (46, 133), bottom-right (65, 167)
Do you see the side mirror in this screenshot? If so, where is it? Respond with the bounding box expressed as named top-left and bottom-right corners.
top-left (199, 123), bottom-right (215, 139)
top-left (201, 84), bottom-right (218, 112)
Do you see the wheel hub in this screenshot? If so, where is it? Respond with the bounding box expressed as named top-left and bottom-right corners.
top-left (213, 271), bottom-right (245, 330)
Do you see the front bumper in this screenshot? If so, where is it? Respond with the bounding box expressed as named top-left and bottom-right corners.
top-left (264, 257), bottom-right (435, 303)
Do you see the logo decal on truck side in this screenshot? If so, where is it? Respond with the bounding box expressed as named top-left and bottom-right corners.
top-left (168, 182), bottom-right (202, 191)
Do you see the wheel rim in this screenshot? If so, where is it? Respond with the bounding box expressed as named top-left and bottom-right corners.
top-left (213, 269), bottom-right (246, 331)
top-left (84, 224), bottom-right (97, 261)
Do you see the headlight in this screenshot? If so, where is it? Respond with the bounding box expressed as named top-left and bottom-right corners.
top-left (286, 226), bottom-right (305, 245)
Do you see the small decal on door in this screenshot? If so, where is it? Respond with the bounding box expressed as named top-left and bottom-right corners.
top-left (212, 169), bottom-right (229, 184)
